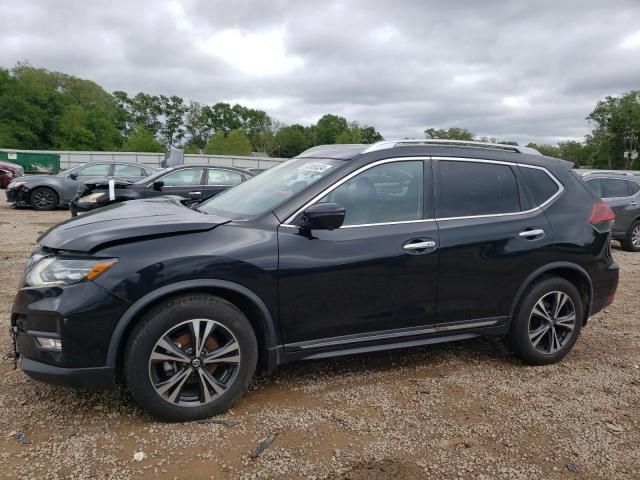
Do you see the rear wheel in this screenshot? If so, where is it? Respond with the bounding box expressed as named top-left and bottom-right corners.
top-left (620, 220), bottom-right (640, 252)
top-left (506, 277), bottom-right (583, 365)
top-left (30, 187), bottom-right (58, 211)
top-left (124, 294), bottom-right (258, 421)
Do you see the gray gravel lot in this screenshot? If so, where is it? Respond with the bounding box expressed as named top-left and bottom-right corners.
top-left (0, 201), bottom-right (639, 479)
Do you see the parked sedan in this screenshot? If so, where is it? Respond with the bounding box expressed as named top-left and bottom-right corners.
top-left (5, 161), bottom-right (157, 210)
top-left (0, 161), bottom-right (24, 189)
top-left (70, 165), bottom-right (254, 215)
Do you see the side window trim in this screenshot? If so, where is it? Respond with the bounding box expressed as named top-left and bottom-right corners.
top-left (283, 157), bottom-right (433, 227)
top-left (431, 157), bottom-right (564, 221)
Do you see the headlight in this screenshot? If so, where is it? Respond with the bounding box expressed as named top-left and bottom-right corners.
top-left (83, 192), bottom-right (107, 203)
top-left (9, 181), bottom-right (25, 189)
top-left (26, 257), bottom-right (117, 286)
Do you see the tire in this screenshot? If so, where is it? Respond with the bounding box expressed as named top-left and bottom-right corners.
top-left (124, 294), bottom-right (258, 422)
top-left (620, 220), bottom-right (640, 252)
top-left (506, 276), bottom-right (583, 365)
top-left (30, 187), bottom-right (58, 211)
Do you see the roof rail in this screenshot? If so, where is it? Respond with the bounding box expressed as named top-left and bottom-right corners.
top-left (362, 139), bottom-right (542, 156)
top-left (581, 170), bottom-right (635, 176)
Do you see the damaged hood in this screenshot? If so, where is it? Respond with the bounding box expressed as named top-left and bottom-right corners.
top-left (39, 196), bottom-right (229, 251)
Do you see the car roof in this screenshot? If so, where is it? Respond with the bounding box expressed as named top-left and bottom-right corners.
top-left (296, 140), bottom-right (572, 170)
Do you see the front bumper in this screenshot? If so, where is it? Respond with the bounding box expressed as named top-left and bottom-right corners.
top-left (11, 279), bottom-right (131, 389)
top-left (19, 357), bottom-right (115, 389)
top-left (5, 186), bottom-right (30, 205)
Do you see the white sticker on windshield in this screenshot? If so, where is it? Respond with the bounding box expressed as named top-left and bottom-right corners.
top-left (302, 163), bottom-right (333, 173)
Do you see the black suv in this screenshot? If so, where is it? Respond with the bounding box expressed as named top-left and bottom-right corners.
top-left (580, 171), bottom-right (640, 251)
top-left (11, 140), bottom-right (619, 421)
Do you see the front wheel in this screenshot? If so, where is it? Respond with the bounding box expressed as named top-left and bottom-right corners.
top-left (621, 220), bottom-right (640, 252)
top-left (506, 277), bottom-right (583, 365)
top-left (30, 187), bottom-right (58, 211)
top-left (124, 294), bottom-right (258, 421)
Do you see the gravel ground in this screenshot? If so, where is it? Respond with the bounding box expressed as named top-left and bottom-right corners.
top-left (0, 200), bottom-right (639, 480)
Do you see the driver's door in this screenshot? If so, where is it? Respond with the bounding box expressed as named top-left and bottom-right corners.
top-left (277, 158), bottom-right (439, 350)
top-left (153, 168), bottom-right (205, 200)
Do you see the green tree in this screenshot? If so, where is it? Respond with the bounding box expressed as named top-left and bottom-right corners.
top-left (316, 114), bottom-right (349, 144)
top-left (159, 95), bottom-right (187, 147)
top-left (122, 125), bottom-right (164, 152)
top-left (585, 91), bottom-right (640, 169)
top-left (361, 125), bottom-right (384, 144)
top-left (525, 143), bottom-right (560, 157)
top-left (274, 124), bottom-right (310, 157)
top-left (424, 127), bottom-right (475, 140)
top-left (203, 129), bottom-right (252, 155)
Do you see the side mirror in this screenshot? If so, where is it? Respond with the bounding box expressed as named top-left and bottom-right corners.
top-left (153, 181), bottom-right (164, 191)
top-left (69, 173), bottom-right (79, 180)
top-left (300, 203), bottom-right (345, 231)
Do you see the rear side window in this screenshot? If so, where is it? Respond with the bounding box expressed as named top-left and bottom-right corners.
top-left (600, 178), bottom-right (630, 198)
top-left (520, 166), bottom-right (560, 206)
top-left (438, 161), bottom-right (520, 217)
top-left (628, 181), bottom-right (640, 195)
top-left (585, 178), bottom-right (602, 197)
top-left (114, 164), bottom-right (145, 177)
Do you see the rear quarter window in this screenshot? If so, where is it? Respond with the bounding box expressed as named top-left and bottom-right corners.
top-left (520, 166), bottom-right (561, 206)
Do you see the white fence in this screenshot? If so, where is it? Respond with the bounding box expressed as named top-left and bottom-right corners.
top-left (0, 148), bottom-right (288, 170)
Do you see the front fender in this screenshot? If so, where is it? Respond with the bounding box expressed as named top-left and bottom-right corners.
top-left (105, 279), bottom-right (281, 371)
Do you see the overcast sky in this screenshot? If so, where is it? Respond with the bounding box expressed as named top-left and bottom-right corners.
top-left (1, 0), bottom-right (639, 145)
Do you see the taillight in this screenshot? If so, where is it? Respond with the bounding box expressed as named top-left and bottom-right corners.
top-left (590, 201), bottom-right (615, 233)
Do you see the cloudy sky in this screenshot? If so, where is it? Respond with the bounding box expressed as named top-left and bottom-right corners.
top-left (1, 0), bottom-right (639, 145)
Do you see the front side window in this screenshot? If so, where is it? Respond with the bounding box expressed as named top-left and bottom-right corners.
top-left (198, 158), bottom-right (343, 217)
top-left (319, 161), bottom-right (424, 226)
top-left (206, 169), bottom-right (243, 186)
top-left (75, 164), bottom-right (110, 177)
top-left (438, 160), bottom-right (520, 217)
top-left (159, 168), bottom-right (203, 186)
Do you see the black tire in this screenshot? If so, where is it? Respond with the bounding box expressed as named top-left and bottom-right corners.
top-left (506, 276), bottom-right (583, 365)
top-left (620, 220), bottom-right (640, 252)
top-left (30, 187), bottom-right (58, 211)
top-left (124, 294), bottom-right (258, 421)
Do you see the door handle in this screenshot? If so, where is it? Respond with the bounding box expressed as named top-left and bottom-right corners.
top-left (188, 191), bottom-right (202, 195)
top-left (630, 202), bottom-right (638, 206)
top-left (403, 240), bottom-right (437, 251)
top-left (519, 228), bottom-right (545, 239)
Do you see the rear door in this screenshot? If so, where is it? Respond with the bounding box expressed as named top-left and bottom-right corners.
top-left (434, 158), bottom-right (556, 326)
top-left (202, 168), bottom-right (245, 201)
top-left (278, 158), bottom-right (440, 348)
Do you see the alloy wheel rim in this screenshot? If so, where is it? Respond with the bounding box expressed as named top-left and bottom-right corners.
top-left (34, 190), bottom-right (53, 208)
top-left (528, 291), bottom-right (576, 355)
top-left (148, 319), bottom-right (241, 407)
top-left (632, 225), bottom-right (640, 248)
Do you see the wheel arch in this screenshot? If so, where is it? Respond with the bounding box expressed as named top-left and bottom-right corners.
top-left (509, 262), bottom-right (594, 326)
top-left (107, 280), bottom-right (281, 377)
top-left (30, 184), bottom-right (62, 205)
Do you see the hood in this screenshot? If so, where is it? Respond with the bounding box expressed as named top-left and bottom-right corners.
top-left (39, 196), bottom-right (229, 252)
top-left (11, 174), bottom-right (53, 183)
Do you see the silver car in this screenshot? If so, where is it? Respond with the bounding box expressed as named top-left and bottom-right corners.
top-left (5, 161), bottom-right (158, 210)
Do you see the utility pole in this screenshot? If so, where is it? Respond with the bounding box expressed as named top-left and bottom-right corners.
top-left (623, 129), bottom-right (639, 169)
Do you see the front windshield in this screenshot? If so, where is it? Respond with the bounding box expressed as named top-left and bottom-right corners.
top-left (134, 167), bottom-right (173, 184)
top-left (198, 158), bottom-right (343, 217)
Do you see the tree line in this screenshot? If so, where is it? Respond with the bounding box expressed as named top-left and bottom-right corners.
top-left (0, 63), bottom-right (382, 157)
top-left (0, 63), bottom-right (638, 166)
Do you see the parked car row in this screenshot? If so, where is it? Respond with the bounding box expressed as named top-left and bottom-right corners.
top-left (10, 140), bottom-right (620, 421)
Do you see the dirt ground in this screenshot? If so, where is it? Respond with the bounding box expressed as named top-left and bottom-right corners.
top-left (0, 200), bottom-right (639, 480)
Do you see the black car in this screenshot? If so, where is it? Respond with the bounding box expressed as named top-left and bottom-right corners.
top-left (70, 165), bottom-right (253, 215)
top-left (11, 140), bottom-right (619, 421)
top-left (580, 171), bottom-right (640, 251)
